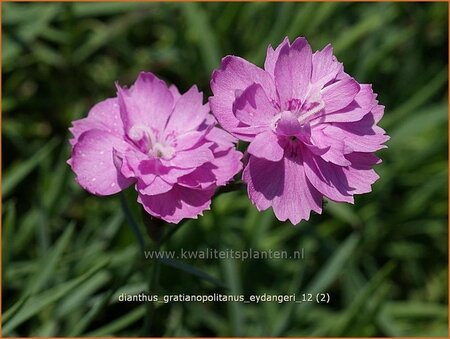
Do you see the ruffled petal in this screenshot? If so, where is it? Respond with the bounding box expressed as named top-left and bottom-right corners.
top-left (302, 147), bottom-right (354, 203)
top-left (175, 130), bottom-right (209, 152)
top-left (275, 110), bottom-right (303, 136)
top-left (165, 85), bottom-right (209, 133)
top-left (137, 176), bottom-right (173, 196)
top-left (210, 55), bottom-right (276, 137)
top-left (321, 76), bottom-right (360, 114)
top-left (309, 126), bottom-right (352, 166)
top-left (264, 37), bottom-right (290, 77)
top-left (233, 83), bottom-right (277, 127)
top-left (176, 164), bottom-right (217, 189)
top-left (247, 131), bottom-right (284, 162)
top-left (311, 44), bottom-right (343, 88)
top-left (243, 153), bottom-right (323, 225)
top-left (314, 84), bottom-right (377, 124)
top-left (210, 147), bottom-right (243, 186)
top-left (323, 113), bottom-right (389, 153)
top-left (123, 150), bottom-right (194, 185)
top-left (274, 37), bottom-right (312, 108)
top-left (69, 98), bottom-right (124, 145)
top-left (169, 84), bottom-right (181, 100)
top-left (70, 129), bottom-right (134, 195)
top-left (243, 156), bottom-right (285, 211)
top-left (163, 143), bottom-right (214, 169)
top-left (271, 156), bottom-right (323, 224)
top-left (342, 152), bottom-right (381, 194)
top-left (117, 72), bottom-right (174, 133)
top-left (205, 127), bottom-right (238, 153)
top-left (138, 185), bottom-right (215, 223)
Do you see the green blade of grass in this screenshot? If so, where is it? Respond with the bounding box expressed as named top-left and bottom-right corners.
top-left (2, 138), bottom-right (59, 197)
top-left (221, 257), bottom-right (244, 336)
top-left (181, 2), bottom-right (221, 74)
top-left (3, 259), bottom-right (109, 335)
top-left (159, 257), bottom-right (227, 289)
top-left (331, 262), bottom-right (395, 335)
top-left (24, 222), bottom-right (75, 296)
top-left (303, 234), bottom-right (359, 300)
top-left (85, 305), bottom-right (146, 337)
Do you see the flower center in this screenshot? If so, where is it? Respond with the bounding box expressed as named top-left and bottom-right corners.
top-left (128, 124), bottom-right (175, 160)
top-left (276, 87), bottom-right (325, 127)
top-left (298, 86), bottom-right (325, 124)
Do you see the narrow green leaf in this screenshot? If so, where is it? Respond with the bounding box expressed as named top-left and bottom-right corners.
top-left (304, 234), bottom-right (359, 299)
top-left (159, 258), bottom-right (226, 289)
top-left (85, 305), bottom-right (146, 337)
top-left (221, 258), bottom-right (244, 336)
top-left (2, 259), bottom-right (109, 334)
top-left (3, 138), bottom-right (59, 197)
top-left (332, 262), bottom-right (395, 335)
top-left (25, 222), bottom-right (75, 296)
top-left (181, 2), bottom-right (221, 73)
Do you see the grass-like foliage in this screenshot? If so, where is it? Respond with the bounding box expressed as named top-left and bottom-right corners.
top-left (2, 2), bottom-right (448, 337)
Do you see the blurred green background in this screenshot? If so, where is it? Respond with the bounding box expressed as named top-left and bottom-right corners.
top-left (2, 2), bottom-right (448, 337)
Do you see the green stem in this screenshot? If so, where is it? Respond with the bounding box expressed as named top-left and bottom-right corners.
top-left (120, 192), bottom-right (145, 252)
top-left (142, 242), bottom-right (161, 335)
top-left (121, 179), bottom-right (245, 335)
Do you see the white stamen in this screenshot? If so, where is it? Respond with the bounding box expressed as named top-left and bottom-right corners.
top-left (298, 100), bottom-right (325, 124)
top-left (129, 124), bottom-right (175, 159)
top-left (152, 142), bottom-right (175, 159)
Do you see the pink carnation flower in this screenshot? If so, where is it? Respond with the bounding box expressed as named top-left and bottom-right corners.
top-left (68, 72), bottom-right (242, 223)
top-left (210, 37), bottom-right (389, 224)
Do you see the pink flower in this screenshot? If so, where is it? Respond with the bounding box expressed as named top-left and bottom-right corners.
top-left (210, 37), bottom-right (389, 224)
top-left (68, 72), bottom-right (242, 223)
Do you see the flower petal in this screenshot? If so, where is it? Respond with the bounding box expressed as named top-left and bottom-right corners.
top-left (70, 129), bottom-right (134, 195)
top-left (169, 84), bottom-right (181, 100)
top-left (323, 113), bottom-right (389, 153)
top-left (315, 84), bottom-right (377, 124)
top-left (117, 72), bottom-right (174, 133)
top-left (137, 176), bottom-right (173, 196)
top-left (275, 110), bottom-right (303, 136)
top-left (271, 156), bottom-right (323, 224)
top-left (243, 155), bottom-right (322, 224)
top-left (247, 131), bottom-right (284, 162)
top-left (175, 130), bottom-right (208, 152)
top-left (210, 147), bottom-right (243, 186)
top-left (311, 44), bottom-right (343, 88)
top-left (274, 37), bottom-right (312, 108)
top-left (302, 147), bottom-right (354, 203)
top-left (165, 85), bottom-right (209, 133)
top-left (243, 156), bottom-right (285, 211)
top-left (321, 76), bottom-right (360, 114)
top-left (264, 36), bottom-right (290, 77)
top-left (372, 104), bottom-right (385, 124)
top-left (138, 185), bottom-right (215, 223)
top-left (342, 152), bottom-right (381, 194)
top-left (69, 98), bottom-right (123, 145)
top-left (164, 143), bottom-right (214, 168)
top-left (210, 55), bottom-right (276, 136)
top-left (309, 126), bottom-right (352, 166)
top-left (123, 150), bottom-right (194, 185)
top-left (177, 164), bottom-right (217, 189)
top-left (205, 127), bottom-right (238, 153)
top-left (233, 83), bottom-right (277, 126)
